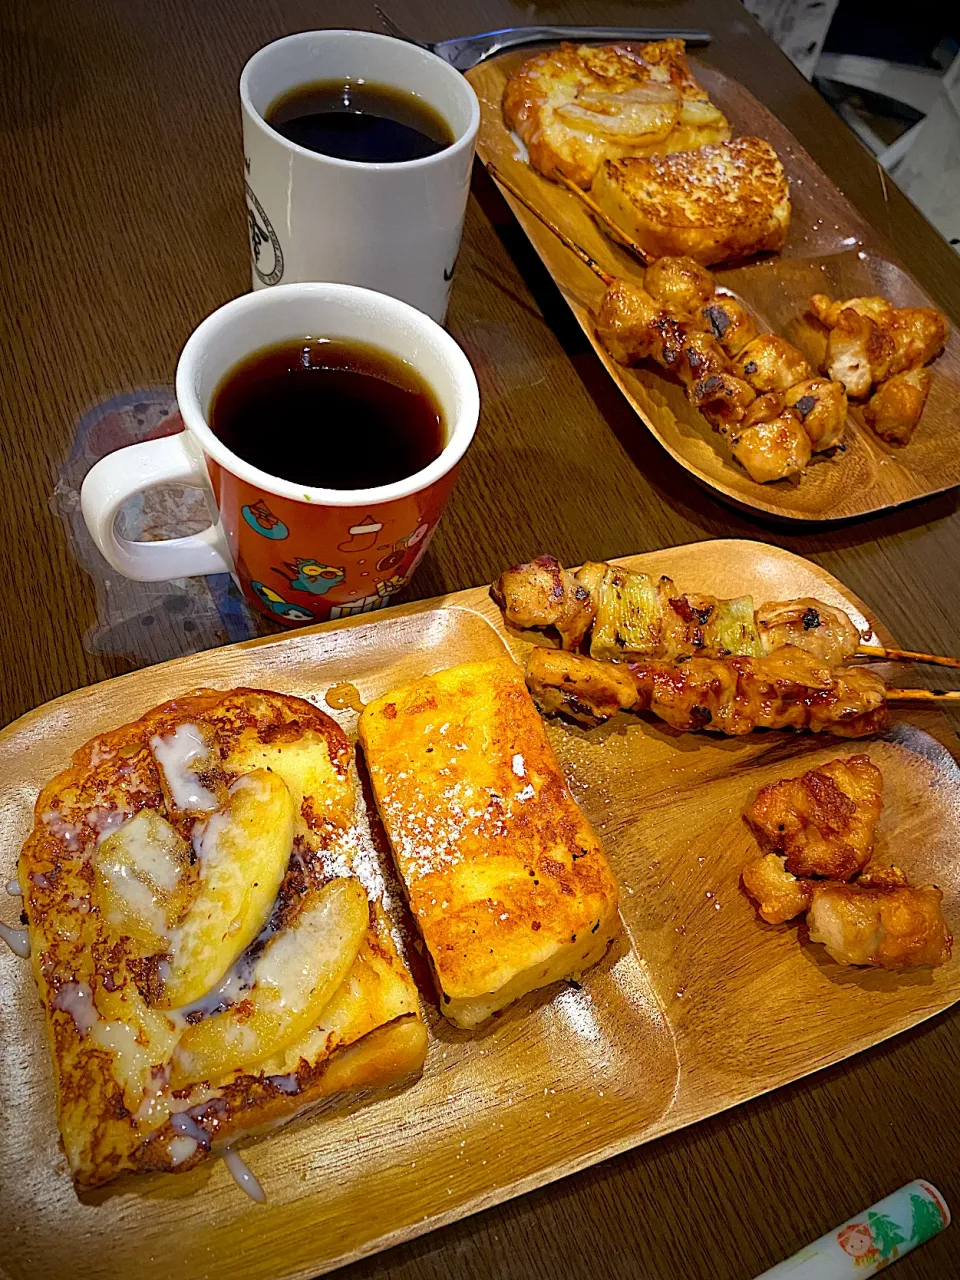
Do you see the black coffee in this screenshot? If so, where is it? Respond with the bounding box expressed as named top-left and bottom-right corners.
top-left (210, 339), bottom-right (445, 489)
top-left (266, 80), bottom-right (454, 163)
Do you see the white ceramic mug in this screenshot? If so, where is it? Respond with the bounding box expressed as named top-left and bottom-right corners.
top-left (239, 30), bottom-right (480, 323)
top-left (80, 282), bottom-right (480, 625)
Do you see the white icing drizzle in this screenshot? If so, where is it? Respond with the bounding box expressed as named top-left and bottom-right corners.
top-left (170, 1110), bottom-right (209, 1147)
top-left (223, 1146), bottom-right (266, 1203)
top-left (127, 825), bottom-right (181, 890)
top-left (29, 872), bottom-right (50, 889)
top-left (89, 806), bottom-right (133, 844)
top-left (172, 952), bottom-right (257, 1024)
top-left (168, 1135), bottom-right (199, 1166)
top-left (41, 809), bottom-right (83, 852)
top-left (134, 1064), bottom-right (171, 1125)
top-left (110, 870), bottom-right (166, 934)
top-left (0, 922), bottom-right (30, 957)
top-left (52, 981), bottom-right (99, 1035)
top-left (266, 1073), bottom-right (300, 1095)
top-left (88, 739), bottom-right (116, 768)
top-left (5, 880), bottom-right (21, 896)
top-left (150, 724), bottom-right (217, 812)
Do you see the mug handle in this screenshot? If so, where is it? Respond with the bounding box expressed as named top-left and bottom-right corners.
top-left (80, 432), bottom-right (234, 581)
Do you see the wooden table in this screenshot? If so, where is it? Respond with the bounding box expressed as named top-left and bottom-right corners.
top-left (3, 1), bottom-right (959, 1275)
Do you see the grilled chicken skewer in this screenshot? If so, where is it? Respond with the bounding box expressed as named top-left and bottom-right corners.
top-left (486, 163), bottom-right (847, 483)
top-left (525, 645), bottom-right (960, 738)
top-left (493, 554), bottom-right (960, 671)
top-left (526, 645), bottom-right (889, 736)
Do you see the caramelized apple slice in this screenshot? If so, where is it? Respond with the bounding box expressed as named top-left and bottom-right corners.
top-left (170, 877), bottom-right (368, 1087)
top-left (95, 810), bottom-right (193, 953)
top-left (160, 769), bottom-right (295, 1008)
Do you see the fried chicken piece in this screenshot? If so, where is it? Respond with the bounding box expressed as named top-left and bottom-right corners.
top-left (492, 555), bottom-right (596, 649)
top-left (742, 854), bottom-right (813, 923)
top-left (755, 598), bottom-right (863, 666)
top-left (885, 308), bottom-right (947, 375)
top-left (807, 872), bottom-right (952, 969)
top-left (808, 294), bottom-right (893, 329)
top-left (502, 41), bottom-right (730, 187)
top-left (730, 413), bottom-right (812, 483)
top-left (691, 372), bottom-right (757, 433)
top-left (810, 295), bottom-right (946, 398)
top-left (595, 279), bottom-right (665, 364)
top-left (744, 754), bottom-right (883, 880)
top-left (863, 367), bottom-right (932, 444)
top-left (701, 296), bottom-right (760, 357)
top-left (735, 334), bottom-right (814, 394)
top-left (643, 255), bottom-right (715, 319)
top-left (783, 378), bottom-right (848, 451)
top-left (822, 308), bottom-right (893, 397)
top-left (525, 646), bottom-right (638, 725)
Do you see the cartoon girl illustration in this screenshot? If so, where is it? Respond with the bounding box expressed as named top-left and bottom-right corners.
top-left (242, 499), bottom-right (289, 540)
top-left (273, 558), bottom-right (345, 596)
top-left (837, 1222), bottom-right (878, 1267)
top-left (249, 581), bottom-right (314, 621)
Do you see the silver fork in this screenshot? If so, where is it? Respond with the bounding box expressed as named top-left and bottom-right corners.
top-left (374, 7), bottom-right (712, 72)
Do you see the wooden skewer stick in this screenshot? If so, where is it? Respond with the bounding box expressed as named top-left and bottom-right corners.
top-left (856, 645), bottom-right (960, 671)
top-left (485, 163), bottom-right (614, 285)
top-left (556, 173), bottom-right (653, 266)
top-left (886, 688), bottom-right (960, 705)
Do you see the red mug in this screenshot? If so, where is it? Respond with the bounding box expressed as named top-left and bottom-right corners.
top-left (81, 283), bottom-right (479, 625)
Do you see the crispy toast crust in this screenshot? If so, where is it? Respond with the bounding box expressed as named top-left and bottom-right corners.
top-left (591, 137), bottom-right (790, 264)
top-left (359, 660), bottom-right (620, 1029)
top-left (19, 687), bottom-right (425, 1189)
top-left (503, 41), bottom-right (730, 187)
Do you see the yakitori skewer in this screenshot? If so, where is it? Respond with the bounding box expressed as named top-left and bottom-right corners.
top-left (492, 553), bottom-right (960, 674)
top-left (487, 162), bottom-right (848, 484)
top-left (854, 645), bottom-right (960, 671)
top-left (556, 171), bottom-right (653, 265)
top-left (885, 687), bottom-right (960, 705)
top-left (525, 645), bottom-right (960, 743)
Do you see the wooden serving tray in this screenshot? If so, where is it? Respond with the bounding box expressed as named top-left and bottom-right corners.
top-left (2, 540), bottom-right (960, 1280)
top-left (467, 52), bottom-right (960, 522)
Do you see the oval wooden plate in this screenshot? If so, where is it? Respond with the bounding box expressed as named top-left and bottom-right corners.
top-left (1, 540), bottom-right (959, 1279)
top-left (467, 52), bottom-right (960, 521)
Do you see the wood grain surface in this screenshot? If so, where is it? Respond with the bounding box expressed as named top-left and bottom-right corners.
top-left (1, 541), bottom-right (958, 1280)
top-left (2, 1), bottom-right (960, 1277)
top-left (471, 53), bottom-right (960, 521)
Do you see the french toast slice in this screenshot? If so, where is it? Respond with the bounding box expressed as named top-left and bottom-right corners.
top-left (18, 687), bottom-right (426, 1190)
top-left (503, 41), bottom-right (730, 187)
top-left (358, 659), bottom-right (620, 1030)
top-left (591, 137), bottom-right (790, 265)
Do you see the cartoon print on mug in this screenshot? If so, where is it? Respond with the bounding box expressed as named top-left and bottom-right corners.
top-left (273, 558), bottom-right (345, 596)
top-left (250, 580), bottom-right (315, 622)
top-left (375, 520), bottom-right (432, 573)
top-left (338, 515), bottom-right (384, 555)
top-left (242, 498), bottom-right (289, 540)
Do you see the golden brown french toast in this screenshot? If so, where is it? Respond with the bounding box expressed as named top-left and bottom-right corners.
top-left (18, 687), bottom-right (426, 1191)
top-left (591, 136), bottom-right (790, 265)
top-left (358, 659), bottom-right (620, 1030)
top-left (503, 41), bottom-right (730, 187)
